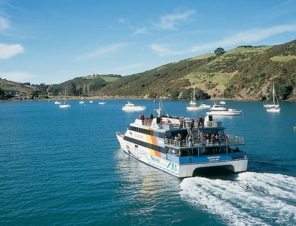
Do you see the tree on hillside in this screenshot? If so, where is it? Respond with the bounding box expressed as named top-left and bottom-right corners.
top-left (181, 88), bottom-right (211, 100)
top-left (214, 47), bottom-right (225, 56)
top-left (170, 90), bottom-right (179, 100)
top-left (31, 90), bottom-right (40, 99)
top-left (0, 88), bottom-right (5, 100)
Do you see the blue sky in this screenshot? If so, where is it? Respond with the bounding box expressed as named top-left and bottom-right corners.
top-left (1, 0), bottom-right (296, 85)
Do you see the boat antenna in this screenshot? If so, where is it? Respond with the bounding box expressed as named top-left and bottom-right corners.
top-left (155, 97), bottom-right (163, 117)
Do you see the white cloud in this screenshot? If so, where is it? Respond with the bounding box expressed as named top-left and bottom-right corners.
top-left (154, 10), bottom-right (195, 30)
top-left (218, 24), bottom-right (296, 46)
top-left (77, 43), bottom-right (127, 60)
top-left (0, 43), bottom-right (24, 59)
top-left (151, 44), bottom-right (187, 56)
top-left (151, 24), bottom-right (296, 56)
top-left (115, 63), bottom-right (143, 72)
top-left (131, 27), bottom-right (147, 35)
top-left (118, 18), bottom-right (126, 23)
top-left (0, 16), bottom-right (10, 31)
top-left (0, 71), bottom-right (35, 82)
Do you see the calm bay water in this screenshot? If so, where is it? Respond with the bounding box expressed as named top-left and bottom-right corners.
top-left (1, 99), bottom-right (296, 226)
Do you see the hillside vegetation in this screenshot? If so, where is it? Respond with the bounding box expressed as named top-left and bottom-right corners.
top-left (48, 74), bottom-right (121, 96)
top-left (1, 39), bottom-right (296, 101)
top-left (99, 40), bottom-right (296, 101)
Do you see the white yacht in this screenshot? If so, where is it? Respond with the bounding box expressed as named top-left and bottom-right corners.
top-left (122, 101), bottom-right (146, 112)
top-left (206, 103), bottom-right (242, 116)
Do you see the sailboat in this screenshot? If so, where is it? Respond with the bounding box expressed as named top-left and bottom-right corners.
top-left (189, 87), bottom-right (197, 106)
top-left (79, 97), bottom-right (84, 104)
top-left (186, 87), bottom-right (202, 111)
top-left (263, 83), bottom-right (280, 108)
top-left (54, 99), bottom-right (61, 105)
top-left (98, 94), bottom-right (107, 105)
top-left (59, 91), bottom-right (71, 108)
top-left (54, 94), bottom-right (62, 105)
top-left (266, 82), bottom-right (280, 112)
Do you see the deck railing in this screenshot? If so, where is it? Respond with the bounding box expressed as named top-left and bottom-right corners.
top-left (164, 134), bottom-right (244, 148)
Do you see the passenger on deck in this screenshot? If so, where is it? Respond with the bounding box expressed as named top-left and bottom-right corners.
top-left (189, 136), bottom-right (193, 147)
top-left (190, 119), bottom-right (194, 130)
top-left (179, 118), bottom-right (183, 129)
top-left (224, 134), bottom-right (229, 141)
top-left (178, 133), bottom-right (182, 140)
top-left (201, 134), bottom-right (205, 144)
top-left (196, 117), bottom-right (201, 127)
top-left (164, 136), bottom-right (168, 144)
top-left (174, 135), bottom-right (179, 146)
top-left (199, 117), bottom-right (204, 127)
top-left (215, 134), bottom-right (219, 144)
top-left (210, 134), bottom-right (215, 143)
top-left (150, 113), bottom-right (153, 120)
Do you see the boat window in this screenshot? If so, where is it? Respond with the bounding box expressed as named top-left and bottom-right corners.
top-left (129, 126), bottom-right (165, 138)
top-left (123, 136), bottom-right (166, 153)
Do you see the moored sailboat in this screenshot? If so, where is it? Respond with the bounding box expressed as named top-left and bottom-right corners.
top-left (59, 91), bottom-right (71, 108)
top-left (98, 94), bottom-right (107, 105)
top-left (189, 87), bottom-right (197, 106)
top-left (186, 87), bottom-right (202, 111)
top-left (266, 82), bottom-right (280, 112)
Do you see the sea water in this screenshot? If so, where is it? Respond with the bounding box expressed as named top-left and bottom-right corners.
top-left (1, 100), bottom-right (296, 226)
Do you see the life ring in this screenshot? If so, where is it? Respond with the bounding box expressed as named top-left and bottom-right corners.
top-left (207, 122), bottom-right (212, 127)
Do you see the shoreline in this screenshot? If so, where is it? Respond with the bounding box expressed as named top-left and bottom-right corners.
top-left (1, 96), bottom-right (296, 103)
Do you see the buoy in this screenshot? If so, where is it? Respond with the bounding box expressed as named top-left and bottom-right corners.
top-left (294, 126), bottom-right (296, 130)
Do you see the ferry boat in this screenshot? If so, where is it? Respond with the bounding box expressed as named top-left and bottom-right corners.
top-left (116, 100), bottom-right (248, 178)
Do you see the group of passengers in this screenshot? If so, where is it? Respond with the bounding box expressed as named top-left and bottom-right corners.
top-left (138, 113), bottom-right (154, 122)
top-left (164, 116), bottom-right (205, 130)
top-left (198, 131), bottom-right (229, 145)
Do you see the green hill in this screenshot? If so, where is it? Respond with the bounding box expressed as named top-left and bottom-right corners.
top-left (1, 39), bottom-right (296, 101)
top-left (99, 40), bottom-right (296, 101)
top-left (47, 74), bottom-right (121, 96)
top-left (0, 79), bottom-right (36, 99)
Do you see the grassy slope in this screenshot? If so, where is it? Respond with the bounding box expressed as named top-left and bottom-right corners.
top-left (1, 39), bottom-right (296, 101)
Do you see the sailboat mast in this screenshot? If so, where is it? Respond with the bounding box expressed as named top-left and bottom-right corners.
top-left (272, 82), bottom-right (275, 104)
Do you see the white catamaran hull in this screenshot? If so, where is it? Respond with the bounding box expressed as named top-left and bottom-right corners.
top-left (117, 132), bottom-right (248, 178)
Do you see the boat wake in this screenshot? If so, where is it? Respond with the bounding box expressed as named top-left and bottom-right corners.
top-left (180, 172), bottom-right (296, 225)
